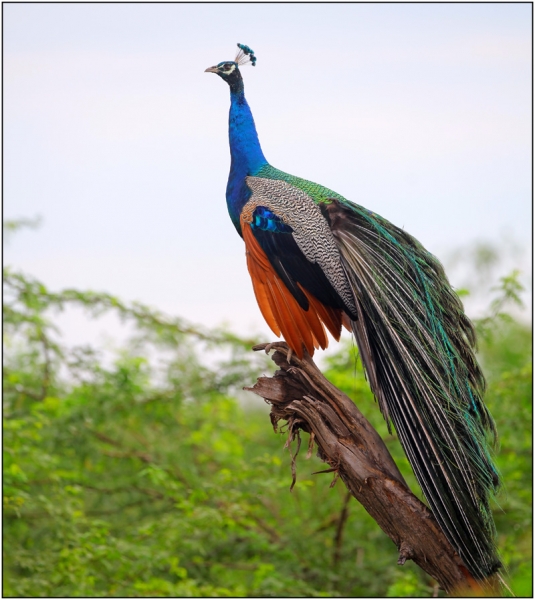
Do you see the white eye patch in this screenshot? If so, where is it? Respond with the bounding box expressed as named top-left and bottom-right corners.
top-left (220, 63), bottom-right (236, 75)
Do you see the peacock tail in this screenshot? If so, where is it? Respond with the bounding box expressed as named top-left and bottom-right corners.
top-left (205, 44), bottom-right (502, 580)
top-left (327, 198), bottom-right (501, 579)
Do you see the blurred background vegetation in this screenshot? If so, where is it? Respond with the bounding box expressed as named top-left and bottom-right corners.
top-left (3, 220), bottom-right (532, 597)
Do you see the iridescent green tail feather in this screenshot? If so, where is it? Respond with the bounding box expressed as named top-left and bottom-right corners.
top-left (327, 198), bottom-right (501, 579)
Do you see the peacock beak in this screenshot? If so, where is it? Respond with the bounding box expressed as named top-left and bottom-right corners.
top-left (204, 66), bottom-right (219, 73)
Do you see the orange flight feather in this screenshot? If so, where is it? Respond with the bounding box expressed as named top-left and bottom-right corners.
top-left (296, 284), bottom-right (328, 349)
top-left (245, 250), bottom-right (281, 336)
top-left (301, 286), bottom-right (344, 342)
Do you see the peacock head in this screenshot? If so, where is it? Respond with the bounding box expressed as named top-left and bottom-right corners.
top-left (205, 43), bottom-right (256, 90)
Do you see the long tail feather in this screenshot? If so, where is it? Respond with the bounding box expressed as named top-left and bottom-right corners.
top-left (327, 199), bottom-right (501, 579)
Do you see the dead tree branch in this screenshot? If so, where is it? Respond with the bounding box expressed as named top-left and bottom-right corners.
top-left (333, 490), bottom-right (352, 568)
top-left (245, 342), bottom-right (497, 595)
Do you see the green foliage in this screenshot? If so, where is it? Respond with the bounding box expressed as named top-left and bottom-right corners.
top-left (3, 216), bottom-right (42, 244)
top-left (479, 319), bottom-right (532, 597)
top-left (476, 270), bottom-right (526, 345)
top-left (386, 569), bottom-right (431, 598)
top-left (3, 251), bottom-right (531, 596)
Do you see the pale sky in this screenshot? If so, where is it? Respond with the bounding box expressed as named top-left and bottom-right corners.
top-left (4, 3), bottom-right (532, 349)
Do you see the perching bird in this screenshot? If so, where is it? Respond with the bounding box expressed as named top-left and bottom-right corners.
top-left (205, 43), bottom-right (501, 580)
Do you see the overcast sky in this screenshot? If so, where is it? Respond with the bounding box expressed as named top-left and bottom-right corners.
top-left (4, 3), bottom-right (532, 349)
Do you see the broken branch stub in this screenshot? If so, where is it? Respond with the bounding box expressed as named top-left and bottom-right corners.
top-left (245, 341), bottom-right (477, 594)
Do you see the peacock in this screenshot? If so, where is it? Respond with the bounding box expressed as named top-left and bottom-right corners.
top-left (205, 43), bottom-right (501, 580)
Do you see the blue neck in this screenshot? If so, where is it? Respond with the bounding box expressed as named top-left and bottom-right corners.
top-left (226, 86), bottom-right (268, 232)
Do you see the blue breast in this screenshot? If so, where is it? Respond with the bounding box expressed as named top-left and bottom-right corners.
top-left (225, 90), bottom-right (268, 234)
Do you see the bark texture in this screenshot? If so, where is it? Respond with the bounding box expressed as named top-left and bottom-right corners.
top-left (245, 342), bottom-right (500, 595)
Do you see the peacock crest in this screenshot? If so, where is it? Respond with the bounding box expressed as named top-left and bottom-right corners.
top-left (235, 43), bottom-right (257, 66)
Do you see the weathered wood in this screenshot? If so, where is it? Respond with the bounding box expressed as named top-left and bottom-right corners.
top-left (245, 342), bottom-right (499, 595)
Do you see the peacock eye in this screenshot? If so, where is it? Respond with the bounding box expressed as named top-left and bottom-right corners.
top-left (223, 63), bottom-right (234, 70)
